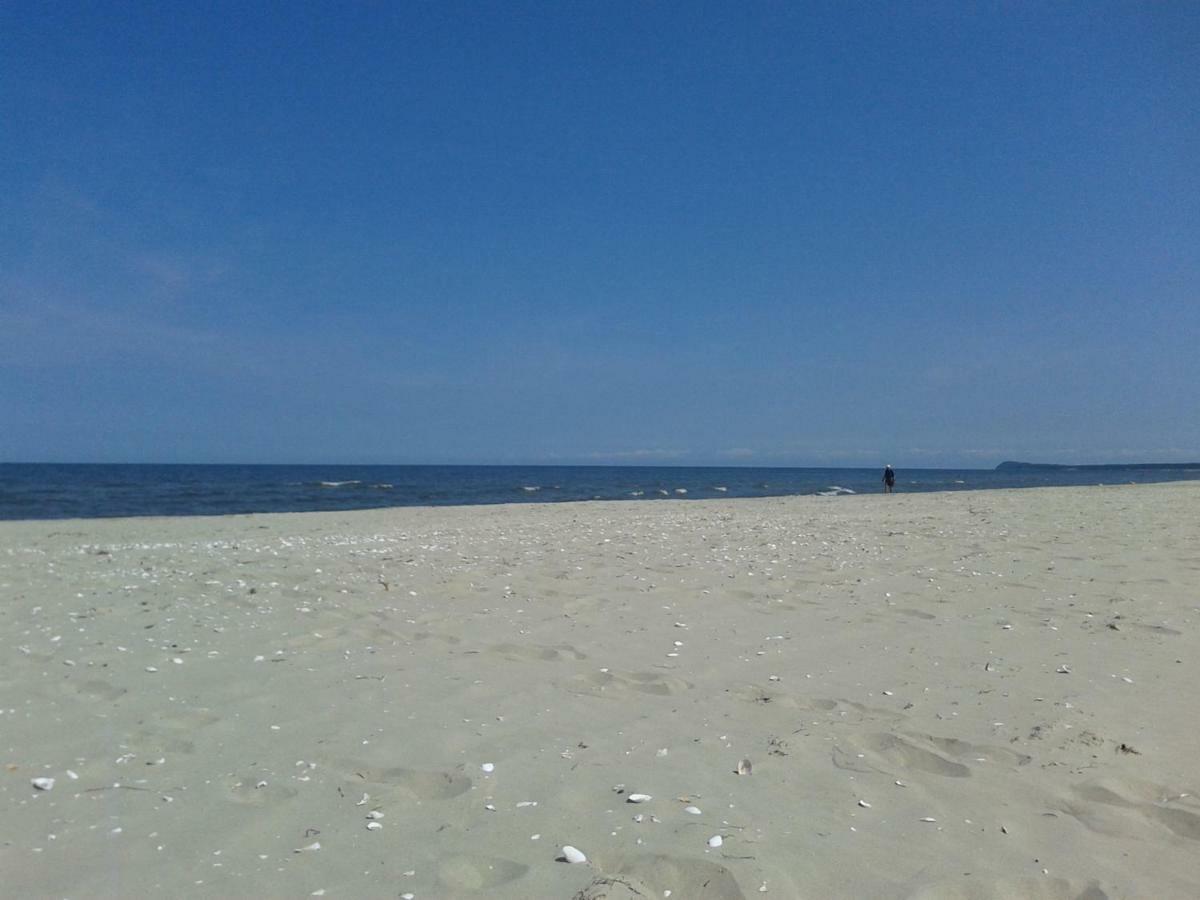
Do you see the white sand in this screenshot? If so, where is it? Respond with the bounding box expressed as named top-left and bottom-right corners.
top-left (1, 483), bottom-right (1198, 899)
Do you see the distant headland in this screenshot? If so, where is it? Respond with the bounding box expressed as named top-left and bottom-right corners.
top-left (996, 460), bottom-right (1200, 472)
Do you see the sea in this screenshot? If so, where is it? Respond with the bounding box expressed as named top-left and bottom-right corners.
top-left (2, 463), bottom-right (1199, 522)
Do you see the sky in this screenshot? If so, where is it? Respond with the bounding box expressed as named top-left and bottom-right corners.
top-left (2, 2), bottom-right (1197, 468)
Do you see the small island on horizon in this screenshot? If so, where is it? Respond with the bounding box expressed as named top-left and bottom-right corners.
top-left (996, 460), bottom-right (1200, 471)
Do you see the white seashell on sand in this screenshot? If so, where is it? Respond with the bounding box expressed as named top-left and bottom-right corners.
top-left (31, 777), bottom-right (55, 791)
top-left (684, 806), bottom-right (702, 815)
top-left (294, 841), bottom-right (321, 852)
top-left (627, 793), bottom-right (652, 803)
top-left (858, 800), bottom-right (871, 808)
top-left (366, 821), bottom-right (383, 831)
top-left (561, 845), bottom-right (587, 864)
top-left (366, 810), bottom-right (384, 819)
top-left (481, 763), bottom-right (495, 773)
top-left (736, 758), bottom-right (753, 775)
top-left (707, 834), bottom-right (723, 848)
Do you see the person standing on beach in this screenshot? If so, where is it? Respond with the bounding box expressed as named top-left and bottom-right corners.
top-left (882, 465), bottom-right (896, 493)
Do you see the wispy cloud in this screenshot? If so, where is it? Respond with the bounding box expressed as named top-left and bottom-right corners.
top-left (587, 448), bottom-right (690, 462)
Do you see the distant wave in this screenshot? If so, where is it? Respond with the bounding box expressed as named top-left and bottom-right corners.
top-left (372, 483), bottom-right (393, 489)
top-left (317, 480), bottom-right (362, 488)
top-left (713, 485), bottom-right (728, 492)
top-left (522, 485), bottom-right (540, 492)
top-left (817, 485), bottom-right (856, 496)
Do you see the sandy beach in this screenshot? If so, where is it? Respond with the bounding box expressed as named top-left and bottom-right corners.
top-left (2, 483), bottom-right (1198, 899)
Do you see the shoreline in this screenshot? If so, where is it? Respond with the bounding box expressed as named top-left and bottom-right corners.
top-left (1, 476), bottom-right (1194, 528)
top-left (2, 481), bottom-right (1198, 898)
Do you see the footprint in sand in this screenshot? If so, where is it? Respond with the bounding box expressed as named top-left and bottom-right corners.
top-left (487, 642), bottom-right (588, 662)
top-left (895, 607), bottom-right (937, 620)
top-left (602, 853), bottom-right (747, 900)
top-left (833, 731), bottom-right (1031, 778)
top-left (567, 670), bottom-right (692, 698)
top-left (125, 706), bottom-right (221, 755)
top-left (223, 774), bottom-right (299, 806)
top-left (906, 876), bottom-right (1112, 899)
top-left (436, 855), bottom-right (529, 892)
top-left (411, 631), bottom-right (462, 645)
top-left (1062, 777), bottom-right (1200, 842)
top-left (69, 678), bottom-right (128, 702)
top-left (332, 761), bottom-right (473, 801)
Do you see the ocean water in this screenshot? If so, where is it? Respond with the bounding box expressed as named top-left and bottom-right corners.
top-left (2, 463), bottom-right (1199, 521)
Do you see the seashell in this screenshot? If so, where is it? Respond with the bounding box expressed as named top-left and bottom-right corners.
top-left (919, 817), bottom-right (937, 823)
top-left (858, 800), bottom-right (872, 808)
top-left (707, 834), bottom-right (723, 848)
top-left (366, 810), bottom-right (384, 819)
top-left (627, 793), bottom-right (652, 803)
top-left (31, 777), bottom-right (55, 791)
top-left (366, 821), bottom-right (383, 831)
top-left (355, 793), bottom-right (370, 805)
top-left (632, 813), bottom-right (645, 823)
top-left (481, 763), bottom-right (495, 773)
top-left (561, 845), bottom-right (587, 864)
top-left (515, 801), bottom-right (537, 808)
top-left (294, 841), bottom-right (321, 852)
top-left (736, 758), bottom-right (753, 776)
top-left (684, 806), bottom-right (702, 815)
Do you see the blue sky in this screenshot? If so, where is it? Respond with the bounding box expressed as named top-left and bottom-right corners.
top-left (2, 2), bottom-right (1197, 467)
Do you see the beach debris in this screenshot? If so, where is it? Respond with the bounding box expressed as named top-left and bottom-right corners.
top-left (366, 810), bottom-right (384, 819)
top-left (857, 800), bottom-right (872, 808)
top-left (627, 793), bottom-right (652, 803)
top-left (561, 845), bottom-right (588, 864)
top-left (481, 763), bottom-right (495, 773)
top-left (918, 817), bottom-right (937, 823)
top-left (684, 806), bottom-right (702, 815)
top-left (366, 821), bottom-right (383, 831)
top-left (401, 894), bottom-right (414, 900)
top-left (707, 834), bottom-right (723, 848)
top-left (1056, 665), bottom-right (1071, 674)
top-left (656, 748), bottom-right (669, 757)
top-left (31, 777), bottom-right (55, 791)
top-left (516, 801), bottom-right (538, 808)
top-left (633, 813), bottom-right (645, 823)
top-left (293, 841), bottom-right (321, 853)
top-left (355, 793), bottom-right (370, 805)
top-left (735, 758), bottom-right (753, 775)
